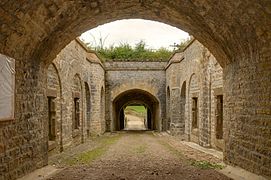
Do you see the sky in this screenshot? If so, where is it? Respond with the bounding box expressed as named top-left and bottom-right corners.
top-left (80, 19), bottom-right (189, 50)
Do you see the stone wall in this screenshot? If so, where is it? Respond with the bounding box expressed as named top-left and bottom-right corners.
top-left (48, 40), bottom-right (105, 151)
top-left (0, 37), bottom-right (270, 179)
top-left (104, 61), bottom-right (167, 132)
top-left (166, 40), bottom-right (224, 149)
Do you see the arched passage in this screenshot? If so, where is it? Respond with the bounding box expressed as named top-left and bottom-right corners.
top-left (3, 1), bottom-right (269, 66)
top-left (0, 1), bottom-right (270, 178)
top-left (113, 89), bottom-right (160, 131)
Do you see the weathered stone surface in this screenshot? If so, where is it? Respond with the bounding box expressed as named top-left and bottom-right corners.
top-left (0, 1), bottom-right (270, 178)
top-left (104, 61), bottom-right (167, 132)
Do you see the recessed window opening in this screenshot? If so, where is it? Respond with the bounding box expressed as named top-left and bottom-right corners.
top-left (73, 98), bottom-right (80, 129)
top-left (192, 97), bottom-right (198, 129)
top-left (48, 97), bottom-right (56, 141)
top-left (216, 95), bottom-right (223, 139)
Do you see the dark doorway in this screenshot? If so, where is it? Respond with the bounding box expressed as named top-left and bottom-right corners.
top-left (216, 95), bottom-right (223, 139)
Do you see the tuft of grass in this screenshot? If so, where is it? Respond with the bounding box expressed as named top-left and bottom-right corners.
top-left (159, 139), bottom-right (224, 170)
top-left (191, 160), bottom-right (225, 170)
top-left (66, 147), bottom-right (105, 165)
top-left (65, 135), bottom-right (120, 166)
top-left (134, 145), bottom-right (147, 154)
top-left (159, 140), bottom-right (183, 158)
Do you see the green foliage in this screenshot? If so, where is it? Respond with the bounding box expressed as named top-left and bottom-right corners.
top-left (88, 40), bottom-right (173, 61)
top-left (177, 37), bottom-right (193, 51)
top-left (125, 106), bottom-right (147, 114)
top-left (133, 145), bottom-right (147, 154)
top-left (65, 135), bottom-right (120, 166)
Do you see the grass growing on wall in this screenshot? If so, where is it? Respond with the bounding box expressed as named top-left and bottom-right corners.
top-left (88, 40), bottom-right (173, 61)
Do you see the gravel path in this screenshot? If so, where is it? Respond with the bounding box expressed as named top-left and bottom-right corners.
top-left (48, 131), bottom-right (231, 180)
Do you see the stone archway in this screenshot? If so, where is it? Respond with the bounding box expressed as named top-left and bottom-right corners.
top-left (2, 1), bottom-right (269, 66)
top-left (0, 1), bottom-right (270, 178)
top-left (112, 89), bottom-right (160, 131)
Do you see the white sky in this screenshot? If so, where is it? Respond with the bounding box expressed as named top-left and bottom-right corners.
top-left (80, 19), bottom-right (189, 50)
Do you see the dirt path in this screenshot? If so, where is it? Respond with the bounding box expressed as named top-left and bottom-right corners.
top-left (124, 114), bottom-right (146, 130)
top-left (48, 132), bottom-right (231, 180)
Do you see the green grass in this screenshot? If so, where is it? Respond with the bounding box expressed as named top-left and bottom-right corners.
top-left (159, 139), bottom-right (224, 170)
top-left (65, 135), bottom-right (120, 166)
top-left (159, 140), bottom-right (184, 158)
top-left (125, 106), bottom-right (146, 113)
top-left (134, 145), bottom-right (147, 154)
top-left (191, 160), bottom-right (225, 170)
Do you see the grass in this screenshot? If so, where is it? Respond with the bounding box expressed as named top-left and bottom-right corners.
top-left (158, 140), bottom-right (184, 158)
top-left (134, 145), bottom-right (147, 154)
top-left (65, 135), bottom-right (120, 166)
top-left (159, 139), bottom-right (224, 170)
top-left (191, 160), bottom-right (225, 170)
top-left (125, 106), bottom-right (146, 114)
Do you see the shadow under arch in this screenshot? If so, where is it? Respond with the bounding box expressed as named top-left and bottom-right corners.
top-left (112, 89), bottom-right (160, 131)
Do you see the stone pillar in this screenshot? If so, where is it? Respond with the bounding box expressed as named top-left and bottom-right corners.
top-left (170, 88), bottom-right (185, 136)
top-left (199, 49), bottom-right (212, 147)
top-left (12, 59), bottom-right (48, 178)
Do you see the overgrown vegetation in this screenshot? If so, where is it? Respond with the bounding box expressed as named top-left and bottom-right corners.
top-left (65, 135), bottom-right (120, 166)
top-left (94, 40), bottom-right (172, 61)
top-left (125, 106), bottom-right (147, 114)
top-left (83, 36), bottom-right (193, 61)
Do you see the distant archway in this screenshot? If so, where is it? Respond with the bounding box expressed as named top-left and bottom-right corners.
top-left (112, 89), bottom-right (160, 131)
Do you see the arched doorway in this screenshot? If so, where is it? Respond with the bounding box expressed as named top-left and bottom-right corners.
top-left (46, 63), bottom-right (62, 153)
top-left (112, 89), bottom-right (160, 131)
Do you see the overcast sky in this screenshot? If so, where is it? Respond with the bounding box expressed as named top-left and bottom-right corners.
top-left (80, 19), bottom-right (189, 50)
